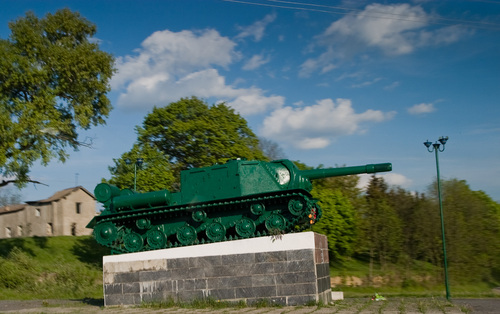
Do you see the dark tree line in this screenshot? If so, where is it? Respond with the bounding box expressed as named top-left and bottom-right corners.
top-left (312, 173), bottom-right (500, 285)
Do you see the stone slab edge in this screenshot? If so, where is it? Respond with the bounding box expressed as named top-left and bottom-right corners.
top-left (104, 231), bottom-right (319, 264)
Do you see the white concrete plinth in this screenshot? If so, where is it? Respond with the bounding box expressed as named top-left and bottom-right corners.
top-left (103, 232), bottom-right (331, 306)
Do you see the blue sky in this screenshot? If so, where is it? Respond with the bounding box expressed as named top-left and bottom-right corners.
top-left (2, 0), bottom-right (500, 203)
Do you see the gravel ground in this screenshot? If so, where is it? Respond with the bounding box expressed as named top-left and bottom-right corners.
top-left (0, 298), bottom-right (499, 313)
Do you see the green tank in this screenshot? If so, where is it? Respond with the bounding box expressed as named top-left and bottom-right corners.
top-left (87, 159), bottom-right (392, 254)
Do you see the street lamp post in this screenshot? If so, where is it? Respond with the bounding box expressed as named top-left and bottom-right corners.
top-left (424, 136), bottom-right (451, 301)
top-left (125, 158), bottom-right (144, 191)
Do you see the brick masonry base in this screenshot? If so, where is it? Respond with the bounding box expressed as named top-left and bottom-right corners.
top-left (103, 231), bottom-right (331, 306)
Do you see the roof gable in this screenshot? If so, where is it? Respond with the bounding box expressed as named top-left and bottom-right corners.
top-left (26, 186), bottom-right (95, 205)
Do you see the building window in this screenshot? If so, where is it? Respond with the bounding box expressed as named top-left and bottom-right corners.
top-left (35, 208), bottom-right (41, 217)
top-left (76, 202), bottom-right (81, 214)
top-left (71, 223), bottom-right (77, 236)
top-left (47, 223), bottom-right (53, 236)
top-left (17, 225), bottom-right (23, 237)
top-left (5, 227), bottom-right (11, 238)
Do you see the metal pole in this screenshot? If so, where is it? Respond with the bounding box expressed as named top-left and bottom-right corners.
top-left (134, 163), bottom-right (137, 191)
top-left (434, 144), bottom-right (451, 300)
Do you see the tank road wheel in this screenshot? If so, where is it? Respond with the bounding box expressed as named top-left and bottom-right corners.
top-left (123, 232), bottom-right (144, 252)
top-left (235, 217), bottom-right (256, 238)
top-left (265, 213), bottom-right (286, 231)
top-left (177, 225), bottom-right (197, 245)
top-left (192, 209), bottom-right (207, 222)
top-left (206, 222), bottom-right (226, 242)
top-left (94, 222), bottom-right (118, 246)
top-left (136, 218), bottom-right (151, 230)
top-left (250, 203), bottom-right (265, 215)
top-left (146, 229), bottom-right (167, 250)
top-left (288, 198), bottom-right (306, 216)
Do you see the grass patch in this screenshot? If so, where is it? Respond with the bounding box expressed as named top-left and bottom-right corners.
top-left (330, 257), bottom-right (499, 298)
top-left (0, 236), bottom-right (107, 300)
top-left (141, 297), bottom-right (258, 310)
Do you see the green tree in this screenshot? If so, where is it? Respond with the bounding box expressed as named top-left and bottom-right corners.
top-left (106, 144), bottom-right (175, 192)
top-left (107, 97), bottom-right (267, 189)
top-left (406, 193), bottom-right (442, 267)
top-left (313, 170), bottom-right (362, 208)
top-left (0, 9), bottom-right (115, 186)
top-left (435, 179), bottom-right (500, 283)
top-left (357, 176), bottom-right (403, 274)
top-left (311, 187), bottom-right (356, 262)
top-left (137, 97), bottom-right (266, 173)
top-left (293, 163), bottom-right (361, 262)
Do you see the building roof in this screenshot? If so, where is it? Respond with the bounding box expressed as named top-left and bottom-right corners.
top-left (0, 203), bottom-right (26, 215)
top-left (0, 186), bottom-right (96, 214)
top-left (26, 186), bottom-right (95, 205)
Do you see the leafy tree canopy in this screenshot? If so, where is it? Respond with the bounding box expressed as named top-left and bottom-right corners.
top-left (311, 187), bottom-right (356, 261)
top-left (137, 97), bottom-right (267, 171)
top-left (107, 97), bottom-right (267, 189)
top-left (105, 143), bottom-right (176, 193)
top-left (0, 9), bottom-right (115, 186)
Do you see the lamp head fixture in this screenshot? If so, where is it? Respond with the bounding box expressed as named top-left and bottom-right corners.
top-left (424, 136), bottom-right (449, 153)
top-left (136, 158), bottom-right (144, 167)
top-left (439, 136), bottom-right (449, 145)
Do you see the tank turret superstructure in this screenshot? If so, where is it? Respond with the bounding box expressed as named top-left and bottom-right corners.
top-left (87, 159), bottom-right (392, 253)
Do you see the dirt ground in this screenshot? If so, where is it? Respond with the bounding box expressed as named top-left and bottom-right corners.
top-left (0, 298), bottom-right (499, 313)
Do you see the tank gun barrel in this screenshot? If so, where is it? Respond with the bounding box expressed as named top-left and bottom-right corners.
top-left (299, 163), bottom-right (392, 180)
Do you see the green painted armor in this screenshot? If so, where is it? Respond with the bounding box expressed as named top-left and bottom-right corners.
top-left (87, 159), bottom-right (391, 254)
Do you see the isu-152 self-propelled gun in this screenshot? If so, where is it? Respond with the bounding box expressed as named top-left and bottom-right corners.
top-left (87, 159), bottom-right (392, 254)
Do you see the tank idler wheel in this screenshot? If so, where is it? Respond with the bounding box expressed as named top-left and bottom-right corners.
top-left (177, 225), bottom-right (197, 245)
top-left (94, 222), bottom-right (118, 245)
top-left (265, 213), bottom-right (286, 231)
top-left (288, 198), bottom-right (306, 216)
top-left (206, 222), bottom-right (226, 242)
top-left (147, 229), bottom-right (167, 249)
top-left (235, 217), bottom-right (256, 238)
top-left (124, 232), bottom-right (144, 252)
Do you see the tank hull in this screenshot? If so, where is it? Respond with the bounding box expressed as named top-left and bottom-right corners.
top-left (88, 159), bottom-right (392, 254)
top-left (91, 189), bottom-right (320, 254)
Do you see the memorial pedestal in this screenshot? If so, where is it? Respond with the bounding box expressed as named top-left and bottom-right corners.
top-left (103, 231), bottom-right (331, 306)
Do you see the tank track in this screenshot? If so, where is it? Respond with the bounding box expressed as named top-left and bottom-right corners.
top-left (92, 190), bottom-right (321, 254)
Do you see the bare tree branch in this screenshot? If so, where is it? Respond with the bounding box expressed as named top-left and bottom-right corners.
top-left (0, 179), bottom-right (49, 188)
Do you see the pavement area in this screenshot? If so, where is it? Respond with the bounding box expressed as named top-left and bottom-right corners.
top-left (0, 298), bottom-right (499, 313)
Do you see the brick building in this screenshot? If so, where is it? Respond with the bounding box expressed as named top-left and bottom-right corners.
top-left (0, 186), bottom-right (97, 239)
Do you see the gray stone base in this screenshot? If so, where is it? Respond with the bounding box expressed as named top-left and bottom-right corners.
top-left (103, 231), bottom-right (331, 306)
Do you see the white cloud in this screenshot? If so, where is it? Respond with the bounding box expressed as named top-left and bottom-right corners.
top-left (408, 102), bottom-right (436, 115)
top-left (351, 77), bottom-right (382, 88)
top-left (226, 89), bottom-right (285, 115)
top-left (236, 13), bottom-right (276, 41)
top-left (112, 29), bottom-right (238, 89)
top-left (384, 173), bottom-right (413, 187)
top-left (384, 81), bottom-right (400, 90)
top-left (300, 3), bottom-right (470, 77)
top-left (357, 173), bottom-right (413, 190)
top-left (261, 98), bottom-right (396, 149)
top-left (323, 3), bottom-right (428, 55)
top-left (242, 54), bottom-right (271, 70)
top-left (112, 28), bottom-right (283, 114)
